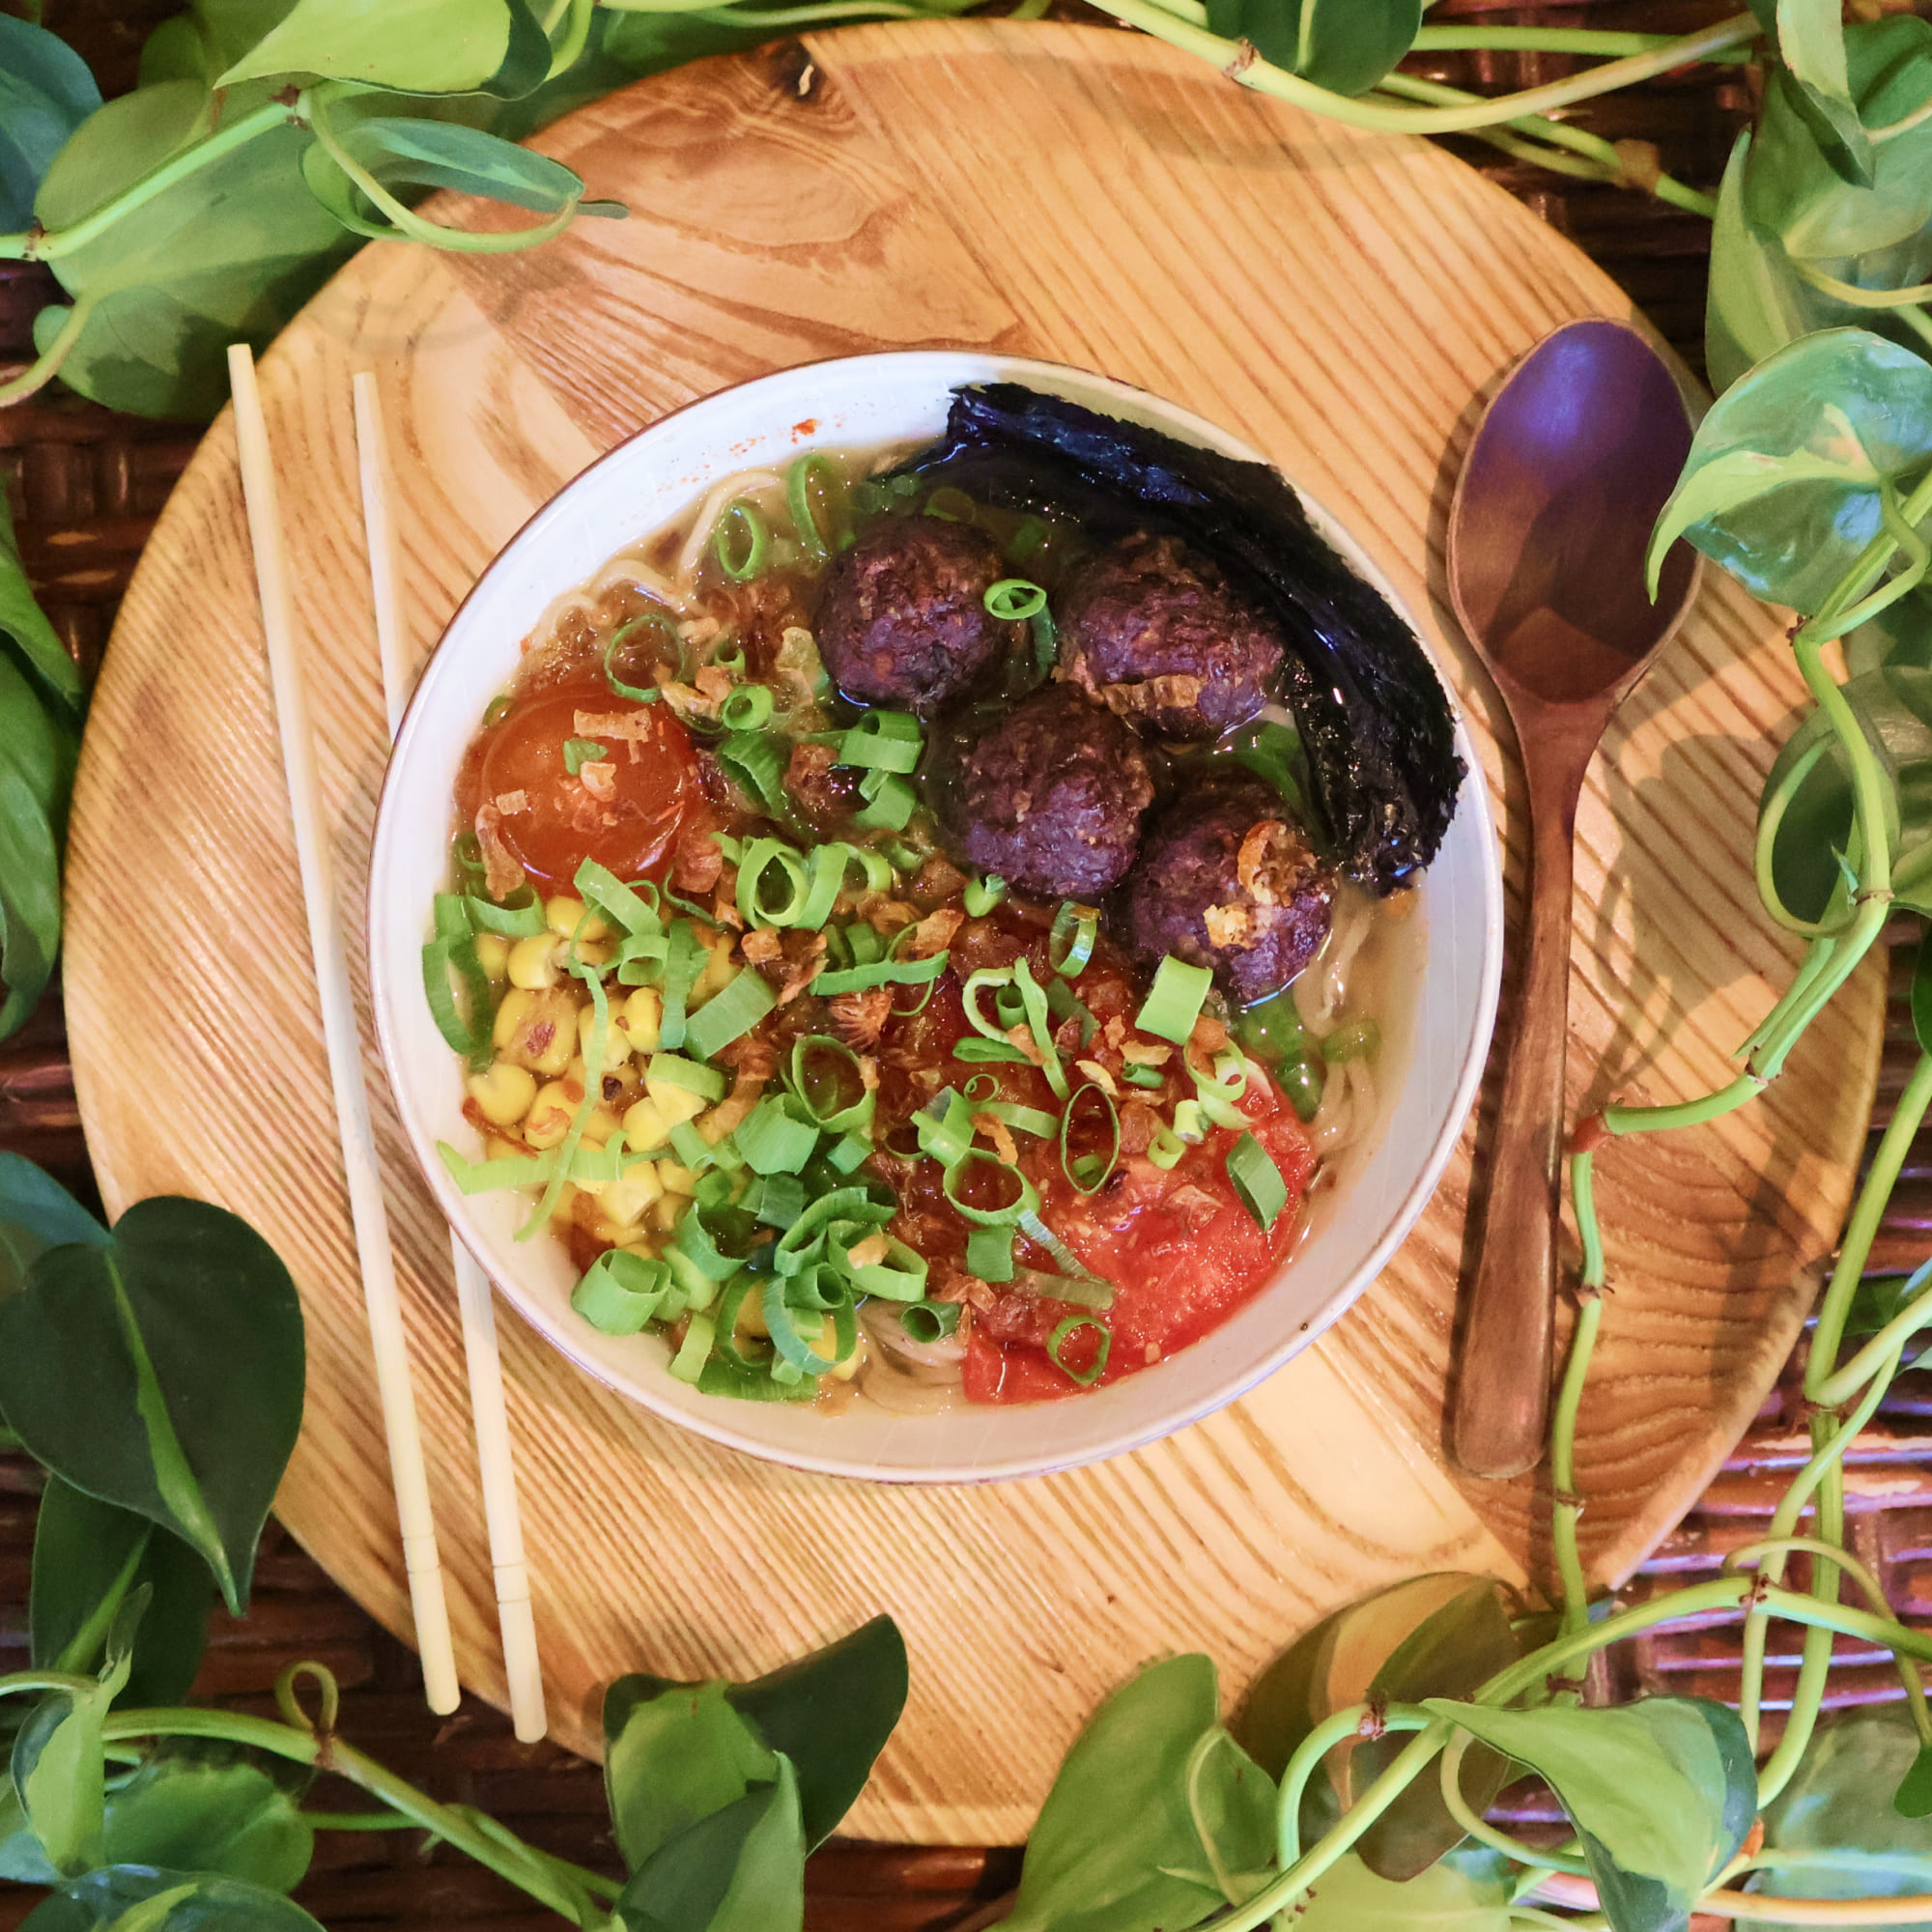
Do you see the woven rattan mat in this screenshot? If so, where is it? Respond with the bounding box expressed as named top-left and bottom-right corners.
top-left (6, 4), bottom-right (1923, 1926)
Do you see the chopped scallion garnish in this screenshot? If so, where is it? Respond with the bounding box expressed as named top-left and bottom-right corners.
top-left (714, 500), bottom-right (769, 582)
top-left (900, 1298), bottom-right (964, 1343)
top-left (571, 1250), bottom-right (671, 1336)
top-left (983, 578), bottom-right (1047, 621)
top-left (680, 964), bottom-right (778, 1060)
top-left (1136, 954), bottom-right (1213, 1045)
top-left (965, 1225), bottom-right (1015, 1284)
top-left (1049, 901), bottom-right (1098, 978)
top-left (962, 873), bottom-right (1007, 916)
top-left (837, 710), bottom-right (923, 773)
top-left (1226, 1129), bottom-right (1289, 1231)
top-left (562, 736), bottom-right (608, 776)
top-left (1046, 1314), bottom-right (1111, 1386)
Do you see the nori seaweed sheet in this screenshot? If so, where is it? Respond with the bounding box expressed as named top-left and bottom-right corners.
top-left (904, 383), bottom-right (1465, 895)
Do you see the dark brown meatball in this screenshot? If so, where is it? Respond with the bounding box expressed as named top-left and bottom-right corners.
top-left (1059, 533), bottom-right (1284, 740)
top-left (816, 517), bottom-right (1012, 716)
top-left (1125, 777), bottom-right (1333, 1005)
top-left (955, 686), bottom-right (1154, 898)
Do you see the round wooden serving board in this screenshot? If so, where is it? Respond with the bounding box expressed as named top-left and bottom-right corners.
top-left (65, 21), bottom-right (1883, 1844)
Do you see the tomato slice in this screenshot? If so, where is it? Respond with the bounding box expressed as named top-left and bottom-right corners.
top-left (469, 680), bottom-right (696, 891)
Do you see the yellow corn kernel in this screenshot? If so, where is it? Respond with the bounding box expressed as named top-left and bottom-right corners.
top-left (494, 986), bottom-right (579, 1075)
top-left (649, 1191), bottom-right (682, 1234)
top-left (473, 931), bottom-right (511, 981)
top-left (484, 1133), bottom-right (528, 1164)
top-left (549, 1181), bottom-right (581, 1230)
top-left (507, 932), bottom-right (563, 989)
top-left (622, 1095), bottom-right (671, 1151)
top-left (598, 1166), bottom-right (664, 1230)
top-left (578, 1106), bottom-right (623, 1149)
top-left (612, 986), bottom-right (663, 1057)
top-left (467, 1060), bottom-right (536, 1128)
top-left (735, 1290), bottom-right (770, 1339)
top-left (688, 934), bottom-right (735, 1008)
top-left (525, 1082), bottom-right (577, 1150)
top-left (644, 1069), bottom-right (706, 1129)
top-left (545, 895), bottom-right (610, 941)
top-left (657, 1161), bottom-right (698, 1197)
top-left (817, 1327), bottom-right (866, 1382)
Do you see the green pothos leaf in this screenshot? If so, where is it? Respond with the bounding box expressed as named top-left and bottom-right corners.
top-left (11, 1641), bottom-right (131, 1877)
top-left (616, 1754), bottom-right (804, 1932)
top-left (219, 0), bottom-right (552, 96)
top-left (1200, 0), bottom-right (1420, 95)
top-left (0, 1197), bottom-right (304, 1615)
top-left (1741, 1709), bottom-right (1932, 1929)
top-left (1648, 327), bottom-right (1932, 615)
top-left (1770, 0), bottom-right (1873, 188)
top-left (0, 17), bottom-right (99, 247)
top-left (603, 1681), bottom-right (778, 1874)
top-left (1424, 1697), bottom-right (1755, 1932)
top-left (1294, 1847), bottom-right (1514, 1930)
top-left (1004, 1655), bottom-right (1277, 1932)
top-left (1916, 929), bottom-right (1932, 1061)
top-left (14, 1866), bottom-right (327, 1932)
top-left (94, 1750), bottom-right (314, 1894)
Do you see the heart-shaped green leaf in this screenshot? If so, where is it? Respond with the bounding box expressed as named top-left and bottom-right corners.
top-left (1293, 1847), bottom-right (1514, 1930)
top-left (616, 1755), bottom-right (805, 1932)
top-left (0, 16), bottom-right (101, 231)
top-left (15, 1866), bottom-right (327, 1932)
top-left (1423, 1697), bottom-right (1756, 1932)
top-left (218, 0), bottom-right (551, 97)
top-left (0, 1157), bottom-right (105, 1303)
top-left (1005, 1655), bottom-right (1276, 1932)
top-left (12, 1644), bottom-right (131, 1878)
top-left (1200, 0), bottom-right (1420, 96)
top-left (0, 1198), bottom-right (303, 1615)
top-left (95, 1750), bottom-right (314, 1893)
top-left (1740, 1709), bottom-right (1932, 1928)
top-left (1769, 0), bottom-right (1874, 187)
top-left (1648, 328), bottom-right (1932, 614)
top-left (31, 1478), bottom-right (213, 1710)
top-left (604, 1615), bottom-right (907, 1861)
top-left (603, 1680), bottom-right (778, 1874)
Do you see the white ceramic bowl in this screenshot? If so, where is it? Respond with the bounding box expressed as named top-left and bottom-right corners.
top-left (369, 351), bottom-right (1503, 1484)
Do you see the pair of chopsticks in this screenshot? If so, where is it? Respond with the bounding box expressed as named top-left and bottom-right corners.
top-left (228, 344), bottom-right (547, 1742)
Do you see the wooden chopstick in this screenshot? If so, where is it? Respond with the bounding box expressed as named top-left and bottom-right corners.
top-left (227, 344), bottom-right (462, 1717)
top-left (353, 371), bottom-right (549, 1745)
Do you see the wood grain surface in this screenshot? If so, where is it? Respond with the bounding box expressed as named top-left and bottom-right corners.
top-left (61, 20), bottom-right (1883, 1845)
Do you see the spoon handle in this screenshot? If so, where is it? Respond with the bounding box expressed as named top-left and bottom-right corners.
top-left (1451, 760), bottom-right (1581, 1479)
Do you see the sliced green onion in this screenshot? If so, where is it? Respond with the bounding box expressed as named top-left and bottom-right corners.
top-left (787, 1035), bottom-right (876, 1135)
top-left (438, 1141), bottom-right (555, 1195)
top-left (835, 1230), bottom-right (926, 1302)
top-left (1227, 1129), bottom-right (1289, 1232)
top-left (603, 613), bottom-right (678, 703)
top-left (714, 500), bottom-right (769, 581)
top-left (1322, 1017), bottom-right (1381, 1065)
top-left (952, 1037), bottom-right (1031, 1065)
top-left (1044, 979), bottom-right (1098, 1046)
top-left (961, 1073), bottom-right (998, 1103)
top-left (466, 887), bottom-right (549, 937)
top-left (1049, 901), bottom-right (1098, 979)
top-left (845, 922), bottom-right (884, 967)
top-left (855, 769), bottom-right (918, 832)
top-left (668, 1312), bottom-right (717, 1383)
top-left (422, 897), bottom-right (492, 1063)
top-left (573, 861), bottom-right (663, 939)
top-left (682, 966), bottom-right (778, 1061)
top-left (787, 453), bottom-right (841, 561)
top-left (1016, 1207), bottom-right (1098, 1284)
top-left (483, 694), bottom-right (516, 727)
top-left (1032, 606), bottom-right (1057, 676)
top-left (671, 1206), bottom-right (742, 1282)
top-left (1012, 957), bottom-right (1067, 1100)
top-left (900, 1299), bottom-right (963, 1344)
top-left (797, 843), bottom-right (854, 930)
top-left (914, 1088), bottom-right (977, 1168)
top-left (966, 1224), bottom-right (1015, 1283)
top-left (1191, 1047), bottom-right (1251, 1130)
top-left (718, 731), bottom-right (790, 817)
top-left (827, 1131), bottom-right (872, 1175)
top-left (1013, 1268), bottom-right (1114, 1311)
top-left (1136, 954), bottom-right (1213, 1045)
top-left (1060, 1083), bottom-right (1121, 1197)
top-left (811, 950), bottom-right (950, 996)
top-left (961, 966), bottom-right (1014, 1041)
top-left (562, 736), bottom-right (608, 776)
top-left (712, 639), bottom-right (749, 677)
top-left (1147, 1126), bottom-right (1185, 1170)
top-left (977, 1100), bottom-right (1060, 1139)
top-left (1279, 1058), bottom-right (1324, 1123)
top-left (963, 874), bottom-right (1007, 917)
top-left (696, 1353), bottom-right (818, 1403)
top-left (649, 1052), bottom-right (727, 1102)
top-left (1123, 1063), bottom-right (1165, 1090)
top-left (1005, 516), bottom-right (1049, 565)
top-left (732, 1094), bottom-right (821, 1176)
top-left (738, 837), bottom-right (811, 928)
top-left (668, 1119), bottom-right (716, 1173)
top-left (744, 1172), bottom-right (807, 1230)
top-left (943, 1150), bottom-right (1039, 1226)
top-left (709, 1275), bottom-right (767, 1375)
top-left (1047, 1314), bottom-right (1111, 1386)
top-left (837, 710), bottom-right (923, 774)
top-left (520, 952), bottom-right (611, 1239)
top-left (1172, 1098), bottom-right (1206, 1143)
top-left (923, 486), bottom-right (977, 523)
top-left (692, 1166), bottom-right (738, 1211)
top-left (656, 920), bottom-right (706, 1052)
top-left (984, 578), bottom-right (1046, 621)
top-left (718, 684), bottom-right (775, 732)
top-left (571, 1250), bottom-right (671, 1336)
top-left (775, 1185), bottom-right (894, 1275)
top-left (451, 829), bottom-right (488, 890)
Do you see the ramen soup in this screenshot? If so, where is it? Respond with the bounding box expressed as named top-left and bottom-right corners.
top-left (426, 385), bottom-right (1462, 1410)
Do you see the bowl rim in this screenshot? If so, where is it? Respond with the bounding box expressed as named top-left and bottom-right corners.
top-left (368, 348), bottom-right (1504, 1484)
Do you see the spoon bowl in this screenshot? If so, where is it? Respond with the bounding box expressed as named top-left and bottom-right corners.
top-left (1446, 317), bottom-right (1700, 1479)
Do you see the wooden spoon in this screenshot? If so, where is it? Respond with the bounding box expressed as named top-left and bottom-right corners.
top-left (1446, 317), bottom-right (1701, 1480)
